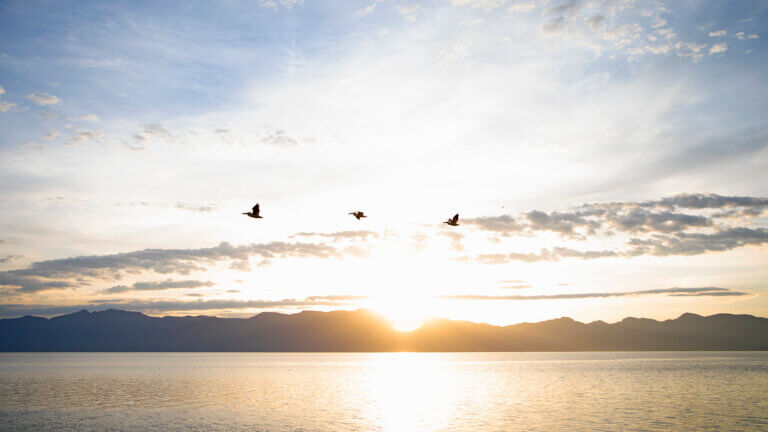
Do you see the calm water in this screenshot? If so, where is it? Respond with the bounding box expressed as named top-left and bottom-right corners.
top-left (1, 352), bottom-right (767, 431)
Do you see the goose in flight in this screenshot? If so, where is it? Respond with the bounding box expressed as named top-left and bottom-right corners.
top-left (242, 203), bottom-right (263, 219)
top-left (349, 211), bottom-right (366, 220)
top-left (443, 213), bottom-right (459, 226)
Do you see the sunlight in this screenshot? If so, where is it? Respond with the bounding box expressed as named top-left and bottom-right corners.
top-left (367, 295), bottom-right (433, 332)
top-left (363, 353), bottom-right (466, 431)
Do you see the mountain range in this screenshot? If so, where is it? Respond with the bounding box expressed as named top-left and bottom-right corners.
top-left (1, 309), bottom-right (767, 351)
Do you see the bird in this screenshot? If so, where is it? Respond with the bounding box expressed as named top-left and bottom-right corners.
top-left (349, 211), bottom-right (366, 220)
top-left (242, 203), bottom-right (263, 219)
top-left (444, 213), bottom-right (459, 226)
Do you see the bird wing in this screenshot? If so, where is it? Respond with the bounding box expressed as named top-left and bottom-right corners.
top-left (452, 214), bottom-right (459, 223)
top-left (253, 204), bottom-right (260, 216)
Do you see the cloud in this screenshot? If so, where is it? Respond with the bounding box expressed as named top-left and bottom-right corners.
top-left (103, 279), bottom-right (215, 294)
top-left (80, 114), bottom-right (100, 122)
top-left (525, 210), bottom-right (600, 238)
top-left (708, 30), bottom-right (726, 37)
top-left (444, 287), bottom-right (748, 301)
top-left (438, 230), bottom-right (465, 251)
top-left (26, 93), bottom-right (61, 106)
top-left (464, 215), bottom-right (524, 234)
top-left (545, 1), bottom-right (580, 17)
top-left (709, 43), bottom-right (727, 54)
top-left (542, 16), bottom-right (568, 34)
top-left (734, 32), bottom-right (758, 40)
top-left (291, 230), bottom-right (379, 241)
top-left (356, 3), bottom-right (375, 17)
top-left (262, 129), bottom-right (298, 147)
top-left (627, 227), bottom-right (768, 257)
top-left (257, 0), bottom-right (302, 10)
top-left (465, 193), bottom-right (768, 263)
top-left (396, 5), bottom-right (421, 22)
top-left (452, 0), bottom-right (508, 11)
top-left (0, 295), bottom-right (364, 318)
top-left (507, 1), bottom-right (535, 13)
top-left (470, 194), bottom-right (768, 238)
top-left (471, 226), bottom-right (768, 264)
top-left (0, 241), bottom-right (346, 293)
top-left (139, 123), bottom-right (172, 140)
top-left (0, 255), bottom-right (23, 264)
top-left (72, 129), bottom-right (103, 142)
top-left (176, 202), bottom-right (217, 213)
top-left (0, 102), bottom-right (16, 112)
top-left (0, 85), bottom-right (4, 95)
top-left (646, 193), bottom-right (768, 209)
top-left (585, 15), bottom-right (605, 30)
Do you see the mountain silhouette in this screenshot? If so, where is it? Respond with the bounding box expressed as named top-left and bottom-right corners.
top-left (1, 309), bottom-right (767, 351)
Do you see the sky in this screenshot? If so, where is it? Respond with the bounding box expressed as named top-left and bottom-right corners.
top-left (0, 0), bottom-right (767, 329)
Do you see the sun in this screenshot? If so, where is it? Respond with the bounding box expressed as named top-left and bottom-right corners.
top-left (368, 295), bottom-right (434, 332)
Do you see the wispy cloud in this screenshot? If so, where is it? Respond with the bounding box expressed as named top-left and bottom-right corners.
top-left (444, 287), bottom-right (748, 301)
top-left (103, 279), bottom-right (215, 294)
top-left (0, 241), bottom-right (347, 293)
top-left (0, 294), bottom-right (366, 318)
top-left (26, 93), bottom-right (61, 106)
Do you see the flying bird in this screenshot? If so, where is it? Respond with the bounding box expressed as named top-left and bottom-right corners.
top-left (349, 211), bottom-right (366, 220)
top-left (444, 213), bottom-right (459, 226)
top-left (242, 203), bottom-right (263, 219)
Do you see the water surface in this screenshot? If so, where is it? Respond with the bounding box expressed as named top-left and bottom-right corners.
top-left (1, 352), bottom-right (767, 431)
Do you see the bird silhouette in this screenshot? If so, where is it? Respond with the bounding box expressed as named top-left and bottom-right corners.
top-left (444, 213), bottom-right (459, 226)
top-left (349, 211), bottom-right (366, 220)
top-left (242, 203), bottom-right (263, 219)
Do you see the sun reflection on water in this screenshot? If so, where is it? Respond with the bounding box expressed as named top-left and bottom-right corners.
top-left (362, 353), bottom-right (466, 432)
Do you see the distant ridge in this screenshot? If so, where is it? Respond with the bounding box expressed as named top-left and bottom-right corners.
top-left (1, 309), bottom-right (767, 352)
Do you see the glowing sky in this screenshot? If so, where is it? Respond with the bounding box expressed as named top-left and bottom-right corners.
top-left (1, 0), bottom-right (767, 328)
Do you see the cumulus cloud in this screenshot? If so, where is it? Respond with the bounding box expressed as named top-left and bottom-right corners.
top-left (72, 129), bottom-right (103, 142)
top-left (26, 93), bottom-right (61, 106)
top-left (138, 123), bottom-right (173, 140)
top-left (0, 241), bottom-right (346, 293)
top-left (734, 32), bottom-right (758, 40)
top-left (466, 194), bottom-right (768, 262)
top-left (103, 279), bottom-right (215, 294)
top-left (709, 43), bottom-right (727, 54)
top-left (708, 30), bottom-right (726, 37)
top-left (444, 287), bottom-right (748, 301)
top-left (627, 227), bottom-right (768, 257)
top-left (464, 215), bottom-right (524, 234)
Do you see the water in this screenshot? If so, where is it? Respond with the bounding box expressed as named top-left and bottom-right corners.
top-left (1, 352), bottom-right (767, 431)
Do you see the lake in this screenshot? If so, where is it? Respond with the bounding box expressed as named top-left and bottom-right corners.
top-left (1, 352), bottom-right (767, 431)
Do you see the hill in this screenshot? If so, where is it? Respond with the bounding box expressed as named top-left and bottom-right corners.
top-left (1, 309), bottom-right (767, 351)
